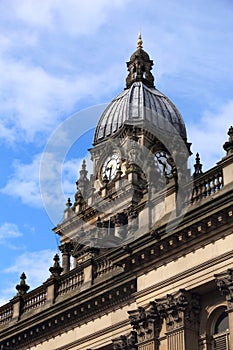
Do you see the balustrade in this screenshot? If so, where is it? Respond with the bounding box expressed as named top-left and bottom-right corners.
top-left (57, 269), bottom-right (84, 296)
top-left (22, 287), bottom-right (47, 314)
top-left (191, 165), bottom-right (223, 204)
top-left (0, 303), bottom-right (13, 325)
top-left (95, 258), bottom-right (116, 278)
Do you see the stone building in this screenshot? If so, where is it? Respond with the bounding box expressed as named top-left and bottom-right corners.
top-left (0, 35), bottom-right (233, 350)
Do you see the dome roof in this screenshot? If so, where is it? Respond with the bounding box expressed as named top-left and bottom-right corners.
top-left (130, 47), bottom-right (150, 62)
top-left (93, 82), bottom-right (187, 145)
top-left (93, 35), bottom-right (187, 146)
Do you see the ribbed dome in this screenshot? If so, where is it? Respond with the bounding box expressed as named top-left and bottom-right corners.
top-left (130, 47), bottom-right (150, 62)
top-left (93, 82), bottom-right (187, 145)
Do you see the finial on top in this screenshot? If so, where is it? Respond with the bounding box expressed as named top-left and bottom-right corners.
top-left (66, 197), bottom-right (72, 208)
top-left (223, 126), bottom-right (233, 156)
top-left (126, 33), bottom-right (154, 88)
top-left (137, 32), bottom-right (143, 49)
top-left (16, 272), bottom-right (30, 295)
top-left (49, 254), bottom-right (63, 278)
top-left (193, 152), bottom-right (203, 177)
top-left (82, 159), bottom-right (86, 170)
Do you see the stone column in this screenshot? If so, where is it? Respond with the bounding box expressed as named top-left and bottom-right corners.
top-left (215, 268), bottom-right (233, 350)
top-left (114, 213), bottom-right (125, 239)
top-left (156, 289), bottom-right (201, 350)
top-left (128, 302), bottom-right (162, 350)
top-left (127, 207), bottom-right (138, 238)
top-left (59, 242), bottom-right (72, 274)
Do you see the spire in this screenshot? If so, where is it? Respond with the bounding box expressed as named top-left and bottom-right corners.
top-left (137, 32), bottom-right (143, 49)
top-left (193, 153), bottom-right (203, 177)
top-left (76, 159), bottom-right (89, 197)
top-left (126, 35), bottom-right (154, 89)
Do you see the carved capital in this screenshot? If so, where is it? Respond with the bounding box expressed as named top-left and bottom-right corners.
top-left (112, 331), bottom-right (137, 350)
top-left (59, 242), bottom-right (73, 255)
top-left (156, 289), bottom-right (201, 331)
top-left (215, 268), bottom-right (233, 308)
top-left (128, 302), bottom-right (162, 343)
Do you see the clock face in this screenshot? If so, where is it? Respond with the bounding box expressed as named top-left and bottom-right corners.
top-left (155, 151), bottom-right (173, 178)
top-left (101, 154), bottom-right (120, 181)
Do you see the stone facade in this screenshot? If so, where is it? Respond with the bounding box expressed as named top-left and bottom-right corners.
top-left (0, 36), bottom-right (232, 350)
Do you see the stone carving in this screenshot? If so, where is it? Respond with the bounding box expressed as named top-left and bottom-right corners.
top-left (223, 126), bottom-right (233, 155)
top-left (156, 289), bottom-right (200, 331)
top-left (112, 331), bottom-right (137, 350)
top-left (128, 302), bottom-right (162, 343)
top-left (49, 254), bottom-right (63, 278)
top-left (215, 268), bottom-right (233, 308)
top-left (16, 272), bottom-right (30, 296)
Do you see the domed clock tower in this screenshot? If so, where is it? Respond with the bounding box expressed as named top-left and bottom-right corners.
top-left (1, 35), bottom-right (233, 350)
top-left (54, 34), bottom-right (192, 267)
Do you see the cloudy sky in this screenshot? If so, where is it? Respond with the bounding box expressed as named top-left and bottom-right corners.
top-left (0, 0), bottom-right (233, 305)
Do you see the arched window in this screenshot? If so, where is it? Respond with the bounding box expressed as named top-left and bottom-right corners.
top-left (212, 311), bottom-right (230, 350)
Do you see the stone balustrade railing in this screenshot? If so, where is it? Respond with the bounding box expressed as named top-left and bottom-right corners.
top-left (0, 256), bottom-right (117, 326)
top-left (191, 164), bottom-right (223, 204)
top-left (0, 160), bottom-right (228, 327)
top-left (0, 302), bottom-right (13, 325)
top-left (22, 286), bottom-right (47, 314)
top-left (95, 258), bottom-right (116, 278)
top-left (57, 269), bottom-right (84, 296)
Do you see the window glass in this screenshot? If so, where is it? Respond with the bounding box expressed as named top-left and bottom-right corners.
top-left (214, 312), bottom-right (229, 334)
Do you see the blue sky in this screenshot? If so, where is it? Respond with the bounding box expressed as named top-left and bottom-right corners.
top-left (0, 0), bottom-right (233, 305)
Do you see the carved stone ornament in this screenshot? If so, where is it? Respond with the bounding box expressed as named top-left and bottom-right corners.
top-left (156, 289), bottom-right (201, 332)
top-left (112, 331), bottom-right (137, 350)
top-left (128, 302), bottom-right (162, 342)
top-left (15, 272), bottom-right (30, 296)
top-left (223, 126), bottom-right (233, 155)
top-left (215, 268), bottom-right (233, 308)
top-left (49, 254), bottom-right (63, 278)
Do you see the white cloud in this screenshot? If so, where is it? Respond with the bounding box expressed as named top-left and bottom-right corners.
top-left (0, 222), bottom-right (22, 239)
top-left (0, 150), bottom-right (87, 223)
top-left (11, 0), bottom-right (127, 35)
top-left (0, 0), bottom-right (232, 146)
top-left (0, 53), bottom-right (122, 144)
top-left (0, 296), bottom-right (10, 307)
top-left (4, 249), bottom-right (55, 288)
top-left (187, 100), bottom-right (233, 171)
top-left (0, 249), bottom-right (55, 303)
top-left (62, 158), bottom-right (83, 195)
top-left (1, 155), bottom-right (43, 207)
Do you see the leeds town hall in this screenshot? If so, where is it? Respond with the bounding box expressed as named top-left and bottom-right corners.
top-left (0, 35), bottom-right (233, 350)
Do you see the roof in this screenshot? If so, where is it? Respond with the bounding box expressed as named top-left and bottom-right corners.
top-left (93, 81), bottom-right (187, 144)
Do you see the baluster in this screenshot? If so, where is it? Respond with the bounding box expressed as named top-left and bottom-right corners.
top-left (211, 176), bottom-right (216, 193)
top-left (216, 173), bottom-right (221, 190)
top-left (206, 178), bottom-right (211, 196)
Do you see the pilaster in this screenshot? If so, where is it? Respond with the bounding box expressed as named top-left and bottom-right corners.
top-left (128, 302), bottom-right (162, 350)
top-left (156, 289), bottom-right (201, 350)
top-left (215, 268), bottom-right (233, 350)
top-left (112, 331), bottom-right (137, 350)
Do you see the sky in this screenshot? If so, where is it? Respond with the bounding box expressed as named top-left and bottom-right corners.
top-left (0, 0), bottom-right (233, 306)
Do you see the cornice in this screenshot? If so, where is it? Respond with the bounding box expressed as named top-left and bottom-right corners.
top-left (0, 276), bottom-right (136, 349)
